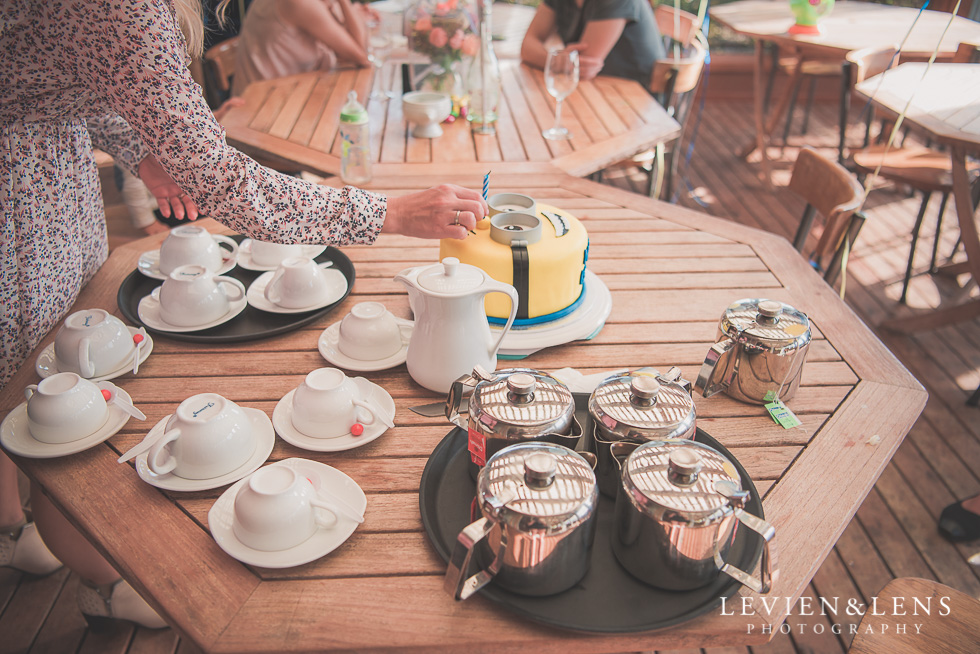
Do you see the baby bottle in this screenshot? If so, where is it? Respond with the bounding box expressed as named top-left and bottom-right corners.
top-left (339, 91), bottom-right (372, 185)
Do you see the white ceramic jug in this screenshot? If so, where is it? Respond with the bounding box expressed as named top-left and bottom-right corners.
top-left (395, 258), bottom-right (518, 393)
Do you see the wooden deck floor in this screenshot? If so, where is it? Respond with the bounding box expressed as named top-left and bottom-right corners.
top-left (2, 98), bottom-right (979, 654)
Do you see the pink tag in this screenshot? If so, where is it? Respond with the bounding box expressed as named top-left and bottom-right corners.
top-left (468, 427), bottom-right (486, 466)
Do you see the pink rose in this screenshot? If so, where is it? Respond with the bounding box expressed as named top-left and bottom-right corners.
top-left (461, 33), bottom-right (480, 57)
top-left (435, 2), bottom-right (450, 15)
top-left (414, 16), bottom-right (432, 32)
top-left (448, 29), bottom-right (464, 50)
top-left (429, 27), bottom-right (449, 48)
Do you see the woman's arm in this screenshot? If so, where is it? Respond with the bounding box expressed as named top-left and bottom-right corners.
top-left (520, 4), bottom-right (558, 71)
top-left (573, 19), bottom-right (627, 80)
top-left (281, 0), bottom-right (371, 68)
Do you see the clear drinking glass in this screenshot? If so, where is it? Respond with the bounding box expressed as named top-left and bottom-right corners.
top-left (542, 48), bottom-right (579, 140)
top-left (367, 19), bottom-right (395, 102)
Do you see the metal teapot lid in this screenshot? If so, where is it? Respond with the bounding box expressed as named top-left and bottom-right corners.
top-left (417, 257), bottom-right (486, 294)
top-left (623, 440), bottom-right (745, 523)
top-left (589, 370), bottom-right (696, 441)
top-left (470, 368), bottom-right (575, 437)
top-left (478, 442), bottom-right (597, 531)
top-left (719, 299), bottom-right (811, 351)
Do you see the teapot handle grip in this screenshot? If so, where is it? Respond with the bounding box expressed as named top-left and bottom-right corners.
top-left (443, 517), bottom-right (498, 601)
top-left (446, 371), bottom-right (479, 430)
top-left (718, 509), bottom-right (776, 595)
top-left (695, 337), bottom-right (736, 398)
top-left (484, 282), bottom-right (519, 360)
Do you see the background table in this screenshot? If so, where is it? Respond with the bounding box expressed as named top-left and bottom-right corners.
top-left (0, 171), bottom-right (925, 652)
top-left (855, 62), bottom-right (980, 333)
top-left (711, 0), bottom-right (980, 183)
top-left (220, 60), bottom-right (680, 178)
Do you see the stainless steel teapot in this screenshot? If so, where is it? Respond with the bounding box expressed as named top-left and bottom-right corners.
top-left (444, 442), bottom-right (599, 600)
top-left (695, 298), bottom-right (811, 404)
top-left (611, 439), bottom-right (774, 593)
top-left (588, 368), bottom-right (697, 496)
top-left (447, 366), bottom-right (581, 469)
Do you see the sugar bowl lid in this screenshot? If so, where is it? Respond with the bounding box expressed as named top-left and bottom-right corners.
top-left (719, 298), bottom-right (811, 350)
top-left (478, 442), bottom-right (598, 531)
top-left (589, 370), bottom-right (697, 441)
top-left (622, 440), bottom-right (745, 523)
top-left (470, 368), bottom-right (575, 437)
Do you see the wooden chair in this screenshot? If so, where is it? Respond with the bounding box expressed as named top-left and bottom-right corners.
top-left (849, 43), bottom-right (980, 303)
top-left (203, 36), bottom-right (239, 107)
top-left (789, 147), bottom-right (865, 283)
top-left (654, 4), bottom-right (700, 50)
top-left (848, 577), bottom-right (980, 654)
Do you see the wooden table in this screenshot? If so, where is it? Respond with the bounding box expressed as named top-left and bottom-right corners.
top-left (1, 171), bottom-right (926, 652)
top-left (220, 59), bottom-right (680, 178)
top-left (711, 0), bottom-right (980, 184)
top-left (855, 62), bottom-right (980, 332)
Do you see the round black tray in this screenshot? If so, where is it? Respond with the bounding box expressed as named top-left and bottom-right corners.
top-left (117, 237), bottom-right (354, 343)
top-left (419, 421), bottom-right (766, 633)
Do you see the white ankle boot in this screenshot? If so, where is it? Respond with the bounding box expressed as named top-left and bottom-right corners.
top-left (0, 521), bottom-right (63, 576)
top-left (77, 578), bottom-right (168, 629)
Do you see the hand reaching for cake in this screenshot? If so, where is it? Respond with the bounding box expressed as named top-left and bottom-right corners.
top-left (383, 184), bottom-right (488, 240)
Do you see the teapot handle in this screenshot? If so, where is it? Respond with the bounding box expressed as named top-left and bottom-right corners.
top-left (695, 337), bottom-right (737, 398)
top-left (446, 366), bottom-right (495, 430)
top-left (443, 517), bottom-right (499, 601)
top-left (717, 509), bottom-right (776, 595)
top-left (482, 281), bottom-right (519, 360)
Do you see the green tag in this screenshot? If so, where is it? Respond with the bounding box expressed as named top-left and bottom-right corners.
top-left (763, 390), bottom-right (778, 402)
top-left (766, 400), bottom-right (801, 429)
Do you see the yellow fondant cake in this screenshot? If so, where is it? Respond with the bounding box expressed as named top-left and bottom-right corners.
top-left (439, 204), bottom-right (589, 323)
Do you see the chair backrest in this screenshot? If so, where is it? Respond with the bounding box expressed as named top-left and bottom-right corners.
top-left (203, 37), bottom-right (239, 103)
top-left (789, 147), bottom-right (863, 263)
top-left (846, 45), bottom-right (899, 84)
top-left (653, 4), bottom-right (702, 48)
top-left (954, 41), bottom-right (980, 63)
top-left (848, 577), bottom-right (980, 654)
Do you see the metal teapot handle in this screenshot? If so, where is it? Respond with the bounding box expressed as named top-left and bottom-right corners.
top-left (443, 517), bottom-right (498, 600)
top-left (716, 509), bottom-right (776, 595)
top-left (696, 337), bottom-right (738, 398)
top-left (446, 366), bottom-right (496, 430)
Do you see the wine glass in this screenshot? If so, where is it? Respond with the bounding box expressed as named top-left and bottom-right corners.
top-left (542, 48), bottom-right (579, 140)
top-left (367, 19), bottom-right (395, 102)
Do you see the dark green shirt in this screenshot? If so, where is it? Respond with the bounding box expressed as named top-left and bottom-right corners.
top-left (543, 0), bottom-right (665, 86)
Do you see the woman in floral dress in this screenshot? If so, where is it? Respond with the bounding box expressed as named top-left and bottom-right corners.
top-left (0, 0), bottom-right (486, 628)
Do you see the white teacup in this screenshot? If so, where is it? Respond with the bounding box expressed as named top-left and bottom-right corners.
top-left (53, 309), bottom-right (135, 378)
top-left (148, 393), bottom-right (256, 479)
top-left (158, 224), bottom-right (239, 276)
top-left (291, 368), bottom-right (380, 439)
top-left (338, 302), bottom-right (404, 361)
top-left (247, 240), bottom-right (304, 268)
top-left (153, 265), bottom-right (246, 327)
top-left (24, 372), bottom-right (109, 444)
top-left (488, 193), bottom-right (537, 218)
top-left (264, 257), bottom-right (335, 309)
top-left (232, 465), bottom-right (338, 551)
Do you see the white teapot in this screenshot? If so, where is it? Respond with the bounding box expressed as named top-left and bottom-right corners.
top-left (395, 258), bottom-right (518, 393)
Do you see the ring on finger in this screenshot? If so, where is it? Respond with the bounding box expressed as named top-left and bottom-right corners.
top-left (453, 210), bottom-right (461, 226)
top-left (177, 192), bottom-right (188, 199)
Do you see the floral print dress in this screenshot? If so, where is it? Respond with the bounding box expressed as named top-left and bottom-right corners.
top-left (0, 0), bottom-right (386, 386)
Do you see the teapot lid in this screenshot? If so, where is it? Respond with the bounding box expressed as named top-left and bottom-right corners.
top-left (622, 440), bottom-right (744, 523)
top-left (417, 257), bottom-right (486, 294)
top-left (589, 371), bottom-right (696, 441)
top-left (471, 368), bottom-right (575, 435)
top-left (478, 442), bottom-right (597, 530)
top-left (719, 298), bottom-right (811, 349)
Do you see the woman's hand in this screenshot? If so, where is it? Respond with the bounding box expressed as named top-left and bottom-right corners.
top-left (138, 154), bottom-right (199, 221)
top-left (383, 184), bottom-right (489, 240)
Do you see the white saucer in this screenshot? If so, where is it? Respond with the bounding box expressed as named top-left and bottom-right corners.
top-left (236, 239), bottom-right (328, 272)
top-left (138, 293), bottom-right (248, 333)
top-left (317, 319), bottom-right (413, 372)
top-left (0, 388), bottom-right (136, 459)
top-left (35, 327), bottom-right (154, 381)
top-left (208, 457), bottom-right (366, 568)
top-left (137, 237), bottom-right (239, 280)
top-left (246, 267), bottom-right (348, 314)
top-left (130, 408), bottom-right (275, 492)
top-left (272, 379), bottom-right (395, 452)
top-left (495, 270), bottom-right (612, 358)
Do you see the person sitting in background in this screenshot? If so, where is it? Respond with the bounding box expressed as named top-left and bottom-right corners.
top-left (520, 0), bottom-right (665, 86)
top-left (232, 0), bottom-right (376, 96)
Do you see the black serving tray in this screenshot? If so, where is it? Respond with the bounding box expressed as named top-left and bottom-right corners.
top-left (117, 236), bottom-right (354, 343)
top-left (418, 395), bottom-right (766, 634)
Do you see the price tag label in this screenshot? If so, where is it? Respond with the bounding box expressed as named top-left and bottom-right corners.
top-left (766, 400), bottom-right (802, 429)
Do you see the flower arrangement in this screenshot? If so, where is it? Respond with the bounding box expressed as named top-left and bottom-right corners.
top-left (410, 0), bottom-right (479, 74)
